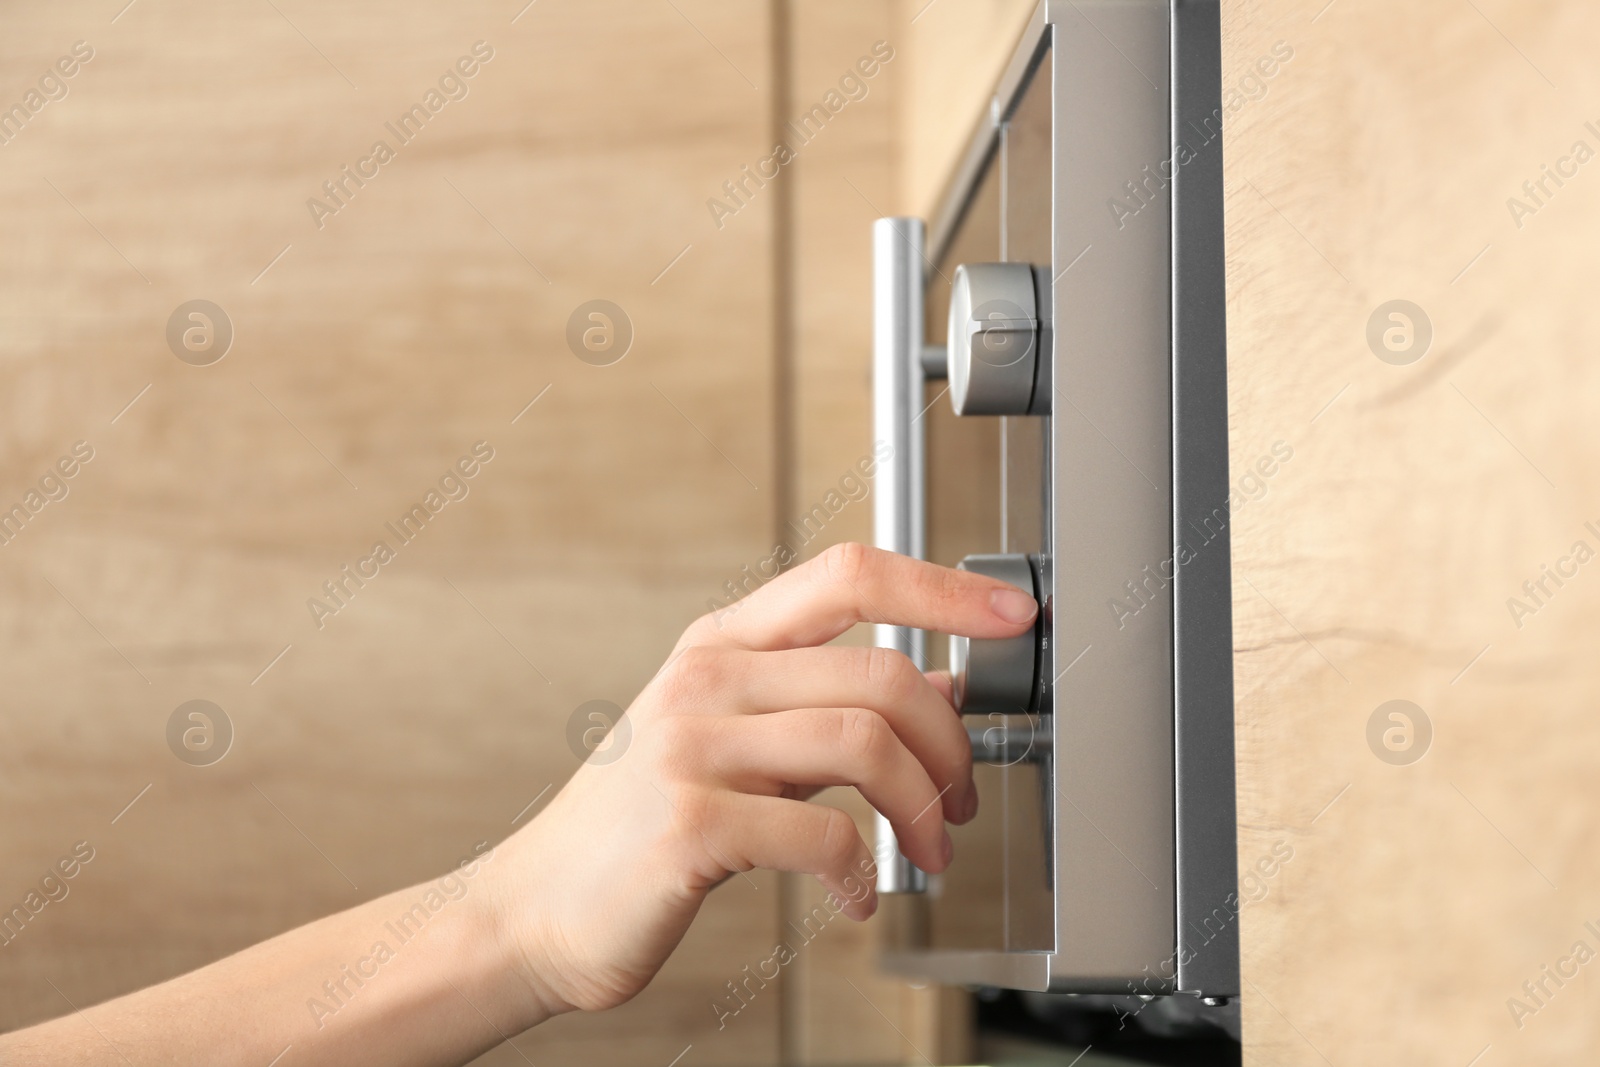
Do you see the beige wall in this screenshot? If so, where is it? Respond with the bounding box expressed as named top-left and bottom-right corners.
top-left (1223, 1), bottom-right (1600, 1063)
top-left (0, 3), bottom-right (786, 1065)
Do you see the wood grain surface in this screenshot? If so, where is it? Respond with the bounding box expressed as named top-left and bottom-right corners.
top-left (0, 3), bottom-right (787, 1065)
top-left (1221, 2), bottom-right (1600, 1063)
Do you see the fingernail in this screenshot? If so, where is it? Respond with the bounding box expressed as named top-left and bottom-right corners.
top-left (990, 587), bottom-right (1038, 624)
top-left (941, 829), bottom-right (954, 866)
top-left (964, 786), bottom-right (979, 823)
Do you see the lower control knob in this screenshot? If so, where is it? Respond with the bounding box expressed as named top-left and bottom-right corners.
top-left (950, 554), bottom-right (1040, 716)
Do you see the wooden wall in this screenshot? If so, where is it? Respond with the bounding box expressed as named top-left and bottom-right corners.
top-left (0, 3), bottom-right (788, 1065)
top-left (1223, 1), bottom-right (1600, 1063)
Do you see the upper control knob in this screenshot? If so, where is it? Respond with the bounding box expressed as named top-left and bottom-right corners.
top-left (947, 263), bottom-right (1050, 416)
top-left (950, 554), bottom-right (1040, 716)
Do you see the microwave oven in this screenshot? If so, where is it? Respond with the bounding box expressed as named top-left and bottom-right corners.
top-left (870, 0), bottom-right (1238, 1005)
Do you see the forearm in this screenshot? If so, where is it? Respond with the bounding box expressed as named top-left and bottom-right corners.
top-left (3, 853), bottom-right (555, 1066)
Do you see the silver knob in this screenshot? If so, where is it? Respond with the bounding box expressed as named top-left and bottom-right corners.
top-left (947, 263), bottom-right (1048, 416)
top-left (950, 554), bottom-right (1040, 716)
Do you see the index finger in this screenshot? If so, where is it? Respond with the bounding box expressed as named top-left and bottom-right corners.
top-left (681, 542), bottom-right (1038, 653)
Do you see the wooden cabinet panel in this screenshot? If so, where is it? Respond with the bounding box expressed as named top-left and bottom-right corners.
top-left (1223, 2), bottom-right (1600, 1063)
top-left (0, 4), bottom-right (784, 1065)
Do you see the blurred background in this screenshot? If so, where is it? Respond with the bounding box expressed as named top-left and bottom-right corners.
top-left (3, 1), bottom-right (1599, 1065)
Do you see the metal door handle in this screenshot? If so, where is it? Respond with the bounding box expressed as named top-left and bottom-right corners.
top-left (871, 216), bottom-right (929, 895)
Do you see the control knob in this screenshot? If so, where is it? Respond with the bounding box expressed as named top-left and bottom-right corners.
top-left (950, 554), bottom-right (1041, 716)
top-left (946, 263), bottom-right (1051, 416)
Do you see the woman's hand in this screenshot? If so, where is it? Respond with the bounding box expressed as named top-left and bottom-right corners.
top-left (483, 543), bottom-right (1039, 1017)
top-left (0, 544), bottom-right (1037, 1066)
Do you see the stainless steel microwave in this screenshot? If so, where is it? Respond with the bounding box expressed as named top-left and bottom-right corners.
top-left (871, 0), bottom-right (1238, 1004)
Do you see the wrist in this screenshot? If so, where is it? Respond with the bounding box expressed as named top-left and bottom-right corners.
top-left (473, 833), bottom-right (576, 1024)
